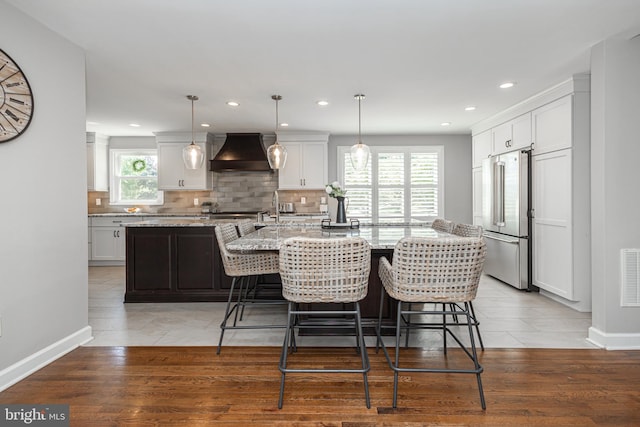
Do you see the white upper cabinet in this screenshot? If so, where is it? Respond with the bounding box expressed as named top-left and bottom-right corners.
top-left (87, 132), bottom-right (109, 191)
top-left (472, 130), bottom-right (492, 168)
top-left (155, 132), bottom-right (213, 190)
top-left (276, 131), bottom-right (329, 190)
top-left (532, 95), bottom-right (573, 155)
top-left (492, 113), bottom-right (532, 154)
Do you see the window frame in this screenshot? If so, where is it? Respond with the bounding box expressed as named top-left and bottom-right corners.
top-left (337, 145), bottom-right (444, 223)
top-left (109, 148), bottom-right (164, 206)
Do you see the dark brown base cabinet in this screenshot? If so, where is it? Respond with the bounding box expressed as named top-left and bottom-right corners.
top-left (125, 226), bottom-right (395, 327)
top-left (125, 227), bottom-right (233, 302)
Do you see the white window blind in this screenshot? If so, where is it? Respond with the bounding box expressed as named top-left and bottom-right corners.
top-left (338, 145), bottom-right (443, 223)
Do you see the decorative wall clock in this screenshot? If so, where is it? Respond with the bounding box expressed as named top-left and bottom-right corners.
top-left (0, 49), bottom-right (34, 143)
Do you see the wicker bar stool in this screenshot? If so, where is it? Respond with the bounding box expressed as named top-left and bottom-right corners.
top-left (236, 219), bottom-right (256, 237)
top-left (450, 223), bottom-right (485, 349)
top-left (278, 236), bottom-right (372, 409)
top-left (431, 218), bottom-right (455, 233)
top-left (376, 236), bottom-right (487, 409)
top-left (214, 223), bottom-right (284, 354)
top-left (234, 218), bottom-right (263, 320)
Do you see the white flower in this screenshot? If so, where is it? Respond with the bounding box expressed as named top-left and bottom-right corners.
top-left (325, 182), bottom-right (346, 198)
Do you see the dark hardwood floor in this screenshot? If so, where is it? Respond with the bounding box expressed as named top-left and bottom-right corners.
top-left (1, 346), bottom-right (639, 426)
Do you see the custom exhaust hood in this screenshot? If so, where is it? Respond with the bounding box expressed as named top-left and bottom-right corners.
top-left (209, 133), bottom-right (272, 172)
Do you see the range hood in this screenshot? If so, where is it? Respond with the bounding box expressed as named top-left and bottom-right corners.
top-left (210, 133), bottom-right (272, 172)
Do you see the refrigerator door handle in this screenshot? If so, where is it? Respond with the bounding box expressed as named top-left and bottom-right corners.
top-left (484, 233), bottom-right (519, 244)
top-left (493, 161), bottom-right (505, 226)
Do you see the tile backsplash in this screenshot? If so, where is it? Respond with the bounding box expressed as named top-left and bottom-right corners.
top-left (88, 175), bottom-right (327, 214)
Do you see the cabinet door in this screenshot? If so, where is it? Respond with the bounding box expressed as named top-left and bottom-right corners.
top-left (532, 149), bottom-right (573, 299)
top-left (91, 227), bottom-right (121, 261)
top-left (492, 121), bottom-right (512, 154)
top-left (472, 167), bottom-right (483, 226)
top-left (300, 142), bottom-right (327, 189)
top-left (533, 95), bottom-right (572, 155)
top-left (158, 144), bottom-right (185, 190)
top-left (510, 113), bottom-right (532, 151)
top-left (157, 142), bottom-right (211, 190)
top-left (277, 142), bottom-right (303, 189)
top-left (472, 130), bottom-right (492, 168)
top-left (492, 113), bottom-right (531, 154)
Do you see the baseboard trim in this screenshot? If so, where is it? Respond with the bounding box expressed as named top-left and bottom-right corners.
top-left (588, 326), bottom-right (640, 350)
top-left (0, 326), bottom-right (93, 392)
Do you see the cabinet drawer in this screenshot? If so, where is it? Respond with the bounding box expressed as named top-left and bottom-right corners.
top-left (91, 216), bottom-right (146, 226)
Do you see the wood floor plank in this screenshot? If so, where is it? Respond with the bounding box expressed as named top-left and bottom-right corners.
top-left (1, 346), bottom-right (639, 426)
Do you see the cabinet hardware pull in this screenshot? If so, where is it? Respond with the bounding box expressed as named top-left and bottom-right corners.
top-left (113, 231), bottom-right (117, 238)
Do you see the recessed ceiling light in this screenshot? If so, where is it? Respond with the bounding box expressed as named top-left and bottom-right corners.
top-left (317, 100), bottom-right (329, 106)
top-left (200, 123), bottom-right (210, 127)
top-left (499, 82), bottom-right (515, 89)
top-left (464, 106), bottom-right (476, 111)
top-left (280, 123), bottom-right (289, 127)
top-left (441, 122), bottom-right (451, 126)
top-left (129, 123), bottom-right (140, 127)
top-left (226, 101), bottom-right (239, 107)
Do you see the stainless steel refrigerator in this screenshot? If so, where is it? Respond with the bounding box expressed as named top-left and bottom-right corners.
top-left (481, 149), bottom-right (531, 290)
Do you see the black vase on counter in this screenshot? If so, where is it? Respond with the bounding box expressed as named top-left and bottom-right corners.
top-left (336, 196), bottom-right (347, 223)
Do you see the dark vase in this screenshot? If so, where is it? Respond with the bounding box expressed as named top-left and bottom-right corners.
top-left (336, 196), bottom-right (347, 223)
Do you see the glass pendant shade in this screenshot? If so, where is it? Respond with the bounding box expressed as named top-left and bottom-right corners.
top-left (350, 94), bottom-right (370, 171)
top-left (183, 142), bottom-right (204, 169)
top-left (350, 141), bottom-right (370, 170)
top-left (268, 94), bottom-right (287, 170)
top-left (267, 141), bottom-right (287, 170)
top-left (183, 95), bottom-right (204, 170)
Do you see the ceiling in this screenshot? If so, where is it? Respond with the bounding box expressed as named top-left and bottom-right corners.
top-left (7, 0), bottom-right (640, 137)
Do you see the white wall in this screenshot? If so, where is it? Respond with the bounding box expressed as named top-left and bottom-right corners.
top-left (589, 36), bottom-right (640, 349)
top-left (0, 1), bottom-right (91, 389)
top-left (328, 134), bottom-right (472, 224)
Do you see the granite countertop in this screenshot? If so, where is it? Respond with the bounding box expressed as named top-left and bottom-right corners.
top-left (89, 213), bottom-right (209, 217)
top-left (226, 224), bottom-right (447, 251)
top-left (124, 218), bottom-right (228, 227)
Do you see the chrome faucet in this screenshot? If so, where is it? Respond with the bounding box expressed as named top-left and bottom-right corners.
top-left (273, 190), bottom-right (280, 223)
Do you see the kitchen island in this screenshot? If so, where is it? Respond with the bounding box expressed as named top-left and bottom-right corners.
top-left (123, 219), bottom-right (438, 328)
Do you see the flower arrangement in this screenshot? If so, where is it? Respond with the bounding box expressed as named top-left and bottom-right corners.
top-left (325, 181), bottom-right (347, 198)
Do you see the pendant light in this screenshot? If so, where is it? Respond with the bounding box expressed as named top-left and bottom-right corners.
top-left (267, 95), bottom-right (288, 170)
top-left (350, 94), bottom-right (370, 170)
top-left (182, 95), bottom-right (205, 170)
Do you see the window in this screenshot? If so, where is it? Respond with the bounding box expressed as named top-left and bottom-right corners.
top-left (337, 146), bottom-right (443, 223)
top-left (109, 149), bottom-right (163, 205)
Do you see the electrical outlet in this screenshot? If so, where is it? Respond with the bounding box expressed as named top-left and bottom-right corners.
top-left (301, 197), bottom-right (306, 204)
top-left (96, 198), bottom-right (101, 206)
top-left (193, 198), bottom-right (199, 206)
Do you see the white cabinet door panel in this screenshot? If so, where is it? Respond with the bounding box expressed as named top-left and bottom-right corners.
top-left (533, 95), bottom-right (573, 155)
top-left (277, 142), bottom-right (303, 189)
top-left (532, 149), bottom-right (573, 299)
top-left (472, 130), bottom-right (492, 168)
top-left (472, 167), bottom-right (483, 226)
top-left (301, 143), bottom-right (327, 188)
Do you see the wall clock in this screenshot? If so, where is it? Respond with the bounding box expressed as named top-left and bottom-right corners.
top-left (0, 49), bottom-right (34, 143)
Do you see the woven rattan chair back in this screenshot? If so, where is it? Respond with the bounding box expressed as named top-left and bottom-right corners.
top-left (214, 223), bottom-right (279, 277)
top-left (452, 223), bottom-right (483, 238)
top-left (381, 237), bottom-right (486, 303)
top-left (279, 237), bottom-right (371, 304)
top-left (236, 219), bottom-right (256, 237)
top-left (431, 218), bottom-right (455, 233)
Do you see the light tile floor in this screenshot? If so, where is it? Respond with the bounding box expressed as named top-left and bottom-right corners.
top-left (86, 266), bottom-right (598, 349)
